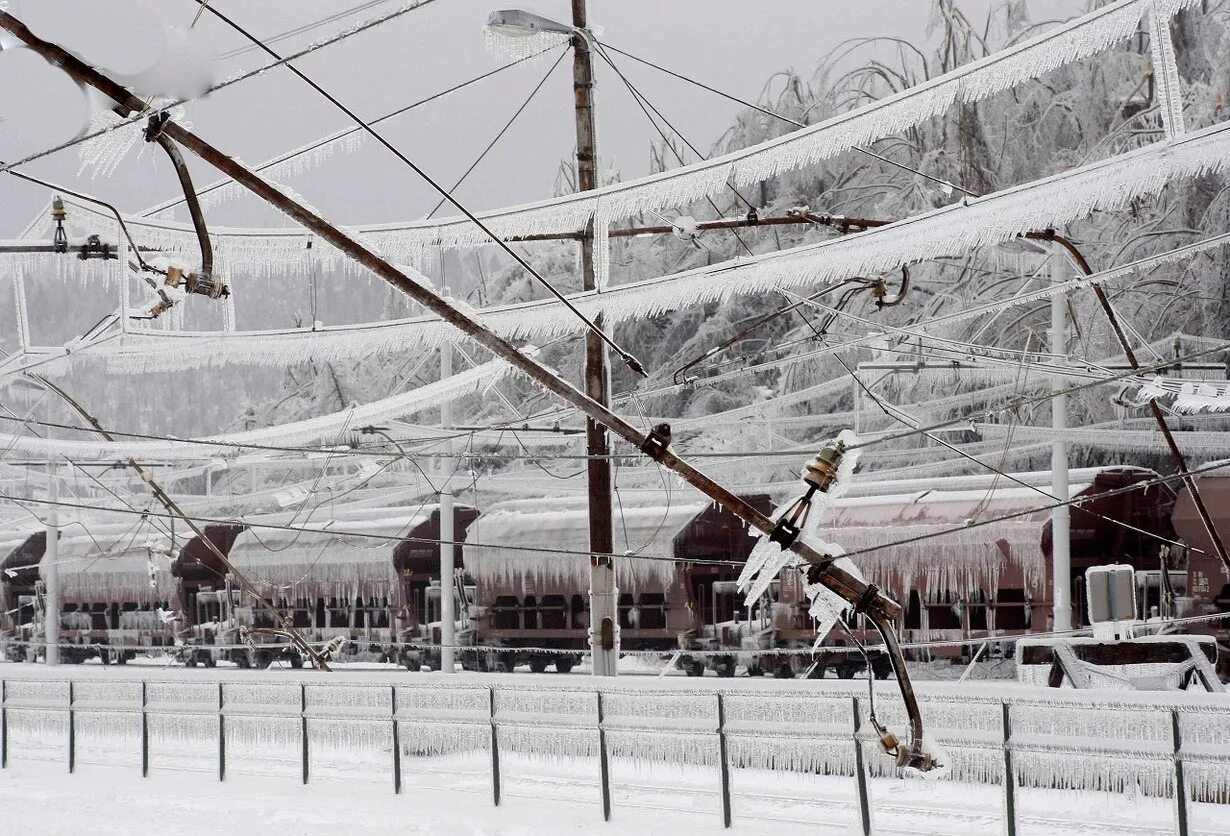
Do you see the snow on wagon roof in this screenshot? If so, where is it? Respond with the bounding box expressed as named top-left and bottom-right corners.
top-left (227, 509), bottom-right (430, 597)
top-left (812, 484), bottom-right (1091, 597)
top-left (464, 501), bottom-right (708, 587)
top-left (49, 530), bottom-right (179, 605)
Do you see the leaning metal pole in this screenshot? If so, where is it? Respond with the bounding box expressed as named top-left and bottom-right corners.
top-left (0, 11), bottom-right (930, 766)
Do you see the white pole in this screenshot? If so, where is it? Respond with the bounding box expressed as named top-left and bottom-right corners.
top-left (1049, 248), bottom-right (1072, 632)
top-left (45, 464), bottom-right (60, 665)
top-left (439, 340), bottom-right (456, 674)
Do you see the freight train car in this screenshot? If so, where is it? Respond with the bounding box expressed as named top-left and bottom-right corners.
top-left (1171, 470), bottom-right (1230, 675)
top-left (1, 527), bottom-right (178, 663)
top-left (173, 504), bottom-right (478, 668)
top-left (747, 466), bottom-right (1181, 677)
top-left (458, 495), bottom-right (773, 673)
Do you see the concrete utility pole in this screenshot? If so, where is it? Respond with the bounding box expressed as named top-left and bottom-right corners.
top-left (1049, 247), bottom-right (1072, 632)
top-left (44, 463), bottom-right (60, 665)
top-left (439, 339), bottom-right (456, 674)
top-left (571, 0), bottom-right (618, 677)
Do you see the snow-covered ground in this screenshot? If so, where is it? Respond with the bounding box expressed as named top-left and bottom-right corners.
top-left (1, 751), bottom-right (1219, 835)
top-left (0, 664), bottom-right (1227, 834)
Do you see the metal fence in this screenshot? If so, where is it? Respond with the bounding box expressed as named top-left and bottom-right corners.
top-left (0, 673), bottom-right (1227, 834)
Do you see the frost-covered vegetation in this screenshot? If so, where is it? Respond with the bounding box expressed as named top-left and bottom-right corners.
top-left (258, 1), bottom-right (1230, 482)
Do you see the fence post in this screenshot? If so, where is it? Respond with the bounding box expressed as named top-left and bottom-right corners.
top-left (300, 682), bottom-right (309, 785)
top-left (391, 685), bottom-right (401, 795)
top-left (67, 680), bottom-right (75, 774)
top-left (489, 686), bottom-right (501, 806)
top-left (140, 680), bottom-right (148, 777)
top-left (851, 696), bottom-right (872, 836)
top-left (716, 693), bottom-right (732, 828)
top-left (1001, 701), bottom-right (1016, 836)
top-left (1172, 709), bottom-right (1189, 836)
top-left (1, 679), bottom-right (6, 769)
top-left (218, 682), bottom-right (225, 782)
top-left (597, 690), bottom-right (611, 821)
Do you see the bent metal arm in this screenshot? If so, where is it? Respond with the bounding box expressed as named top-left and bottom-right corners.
top-left (0, 11), bottom-right (932, 768)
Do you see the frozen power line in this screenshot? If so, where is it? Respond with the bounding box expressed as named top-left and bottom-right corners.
top-left (3, 458), bottom-right (1229, 570)
top-left (189, 0), bottom-right (647, 377)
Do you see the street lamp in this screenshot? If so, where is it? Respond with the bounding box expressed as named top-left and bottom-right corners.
top-left (485, 9), bottom-right (574, 37)
top-left (484, 4), bottom-right (618, 678)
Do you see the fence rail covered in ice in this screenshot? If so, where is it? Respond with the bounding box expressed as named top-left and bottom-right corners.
top-left (0, 672), bottom-right (1226, 833)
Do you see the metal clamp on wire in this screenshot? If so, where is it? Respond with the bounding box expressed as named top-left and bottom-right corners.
top-left (77, 234), bottom-right (112, 261)
top-left (768, 439), bottom-right (848, 550)
top-left (853, 583), bottom-right (880, 614)
top-left (640, 423), bottom-right (672, 460)
top-left (143, 112), bottom-right (170, 143)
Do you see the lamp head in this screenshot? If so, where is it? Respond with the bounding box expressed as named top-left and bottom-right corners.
top-left (485, 9), bottom-right (573, 37)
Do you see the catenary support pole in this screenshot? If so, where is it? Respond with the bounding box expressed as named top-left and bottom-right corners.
top-left (0, 12), bottom-right (932, 767)
top-left (440, 340), bottom-right (456, 675)
top-left (45, 463), bottom-right (60, 665)
top-left (571, 0), bottom-right (618, 677)
top-left (1049, 248), bottom-right (1072, 632)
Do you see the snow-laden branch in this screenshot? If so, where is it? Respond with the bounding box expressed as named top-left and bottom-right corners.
top-left (43, 0), bottom-right (1193, 258)
top-left (41, 123), bottom-right (1230, 375)
top-left (0, 357), bottom-right (508, 461)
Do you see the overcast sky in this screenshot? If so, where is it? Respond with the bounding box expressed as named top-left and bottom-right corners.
top-left (0, 0), bottom-right (1087, 238)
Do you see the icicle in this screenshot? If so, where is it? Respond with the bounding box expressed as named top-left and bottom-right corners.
top-left (68, 175), bottom-right (1230, 376)
top-left (483, 25), bottom-right (570, 62)
top-left (1148, 0), bottom-right (1187, 138)
top-left (77, 109), bottom-right (143, 178)
top-left (13, 266), bottom-right (30, 351)
top-left (738, 430), bottom-right (862, 605)
top-left (117, 0), bottom-right (1199, 269)
top-left (593, 205), bottom-right (611, 292)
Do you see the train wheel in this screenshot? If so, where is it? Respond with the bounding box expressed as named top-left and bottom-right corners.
top-left (684, 661), bottom-right (706, 677)
top-left (289, 653), bottom-right (304, 670)
top-left (529, 658), bottom-right (548, 674)
top-left (256, 650), bottom-right (273, 669)
top-left (235, 653), bottom-right (251, 669)
top-left (836, 661), bottom-right (858, 679)
top-left (773, 663), bottom-right (795, 679)
top-left (98, 649), bottom-right (111, 666)
top-left (494, 656), bottom-right (514, 674)
top-left (746, 664), bottom-right (765, 677)
top-left (805, 662), bottom-right (827, 680)
top-left (716, 660), bottom-right (736, 678)
top-left (872, 656), bottom-right (892, 680)
top-left (204, 654), bottom-right (217, 668)
top-left (185, 654), bottom-right (197, 668)
top-left (554, 657), bottom-right (575, 674)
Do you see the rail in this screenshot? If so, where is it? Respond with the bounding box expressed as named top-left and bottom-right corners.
top-left (0, 672), bottom-right (1226, 832)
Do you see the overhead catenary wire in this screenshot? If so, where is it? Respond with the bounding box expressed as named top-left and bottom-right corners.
top-left (3, 339), bottom-right (1224, 464)
top-left (144, 46), bottom-right (563, 217)
top-left (589, 39), bottom-right (757, 258)
top-left (0, 0), bottom-right (445, 177)
top-left (189, 0), bottom-right (647, 378)
top-left (830, 346), bottom-right (1197, 554)
top-left (595, 39), bottom-right (974, 198)
top-left (425, 49), bottom-right (568, 218)
top-left (216, 0), bottom-right (401, 60)
top-left (4, 457), bottom-right (1229, 573)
